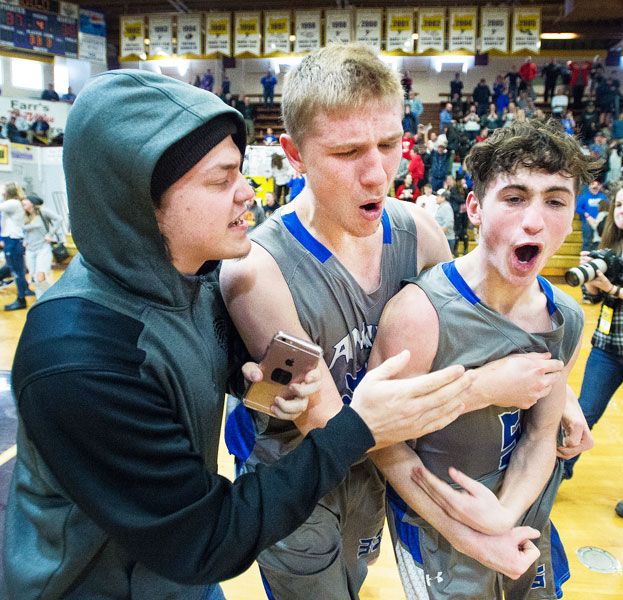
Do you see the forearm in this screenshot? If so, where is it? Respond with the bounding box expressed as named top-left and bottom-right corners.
top-left (373, 444), bottom-right (478, 549)
top-left (497, 433), bottom-right (557, 522)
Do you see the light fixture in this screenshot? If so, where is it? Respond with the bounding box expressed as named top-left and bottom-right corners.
top-left (144, 38), bottom-right (150, 45)
top-left (540, 32), bottom-right (578, 40)
top-left (289, 34), bottom-right (296, 42)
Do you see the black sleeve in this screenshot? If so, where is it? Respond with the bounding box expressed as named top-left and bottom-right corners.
top-left (13, 298), bottom-right (374, 585)
top-left (18, 371), bottom-right (373, 584)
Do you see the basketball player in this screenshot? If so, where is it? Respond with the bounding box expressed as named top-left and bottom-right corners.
top-left (220, 45), bottom-right (585, 599)
top-left (370, 119), bottom-right (602, 599)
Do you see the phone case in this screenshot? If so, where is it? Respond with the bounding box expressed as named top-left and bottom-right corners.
top-left (243, 332), bottom-right (323, 415)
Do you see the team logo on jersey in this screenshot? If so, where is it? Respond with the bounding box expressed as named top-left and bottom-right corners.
top-left (328, 324), bottom-right (376, 403)
top-left (357, 529), bottom-right (382, 558)
top-left (498, 409), bottom-right (522, 469)
top-left (531, 563), bottom-right (546, 589)
top-left (425, 571), bottom-right (444, 586)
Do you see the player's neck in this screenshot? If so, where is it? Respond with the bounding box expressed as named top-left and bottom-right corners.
top-left (292, 190), bottom-right (384, 292)
top-left (456, 250), bottom-right (545, 324)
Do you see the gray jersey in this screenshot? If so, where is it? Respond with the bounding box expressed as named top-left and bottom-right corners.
top-left (406, 261), bottom-right (582, 483)
top-left (389, 261), bottom-right (583, 600)
top-left (224, 198), bottom-right (419, 599)
top-left (227, 198), bottom-right (419, 467)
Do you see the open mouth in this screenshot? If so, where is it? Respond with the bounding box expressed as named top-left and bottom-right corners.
top-left (514, 244), bottom-right (541, 264)
top-left (228, 216), bottom-right (246, 228)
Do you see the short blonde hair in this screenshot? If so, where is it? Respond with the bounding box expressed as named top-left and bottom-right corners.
top-left (282, 43), bottom-right (403, 145)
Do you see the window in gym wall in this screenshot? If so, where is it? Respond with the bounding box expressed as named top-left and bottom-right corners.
top-left (11, 58), bottom-right (43, 91)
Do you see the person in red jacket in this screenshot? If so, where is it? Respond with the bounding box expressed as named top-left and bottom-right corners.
top-left (569, 60), bottom-right (592, 108)
top-left (518, 57), bottom-right (536, 93)
top-left (408, 146), bottom-right (425, 186)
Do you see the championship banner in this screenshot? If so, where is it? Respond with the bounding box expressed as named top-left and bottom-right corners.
top-left (206, 12), bottom-right (231, 56)
top-left (120, 16), bottom-right (144, 59)
top-left (78, 8), bottom-right (106, 63)
top-left (417, 8), bottom-right (445, 54)
top-left (355, 9), bottom-right (382, 51)
top-left (385, 9), bottom-right (414, 53)
top-left (233, 12), bottom-right (260, 57)
top-left (176, 14), bottom-right (202, 57)
top-left (325, 9), bottom-right (352, 45)
top-left (148, 15), bottom-right (173, 57)
top-left (448, 8), bottom-right (476, 53)
top-left (59, 2), bottom-right (78, 19)
top-left (264, 11), bottom-right (290, 55)
top-left (294, 10), bottom-right (320, 54)
top-left (480, 7), bottom-right (509, 54)
top-left (512, 7), bottom-right (540, 54)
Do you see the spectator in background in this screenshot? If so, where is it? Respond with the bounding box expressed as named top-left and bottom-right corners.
top-left (395, 173), bottom-right (417, 202)
top-left (518, 57), bottom-right (536, 92)
top-left (402, 104), bottom-right (418, 135)
top-left (551, 87), bottom-right (569, 117)
top-left (495, 86), bottom-right (510, 115)
top-left (192, 74), bottom-right (201, 87)
top-left (221, 73), bottom-right (231, 98)
top-left (516, 89), bottom-right (529, 110)
top-left (569, 60), bottom-right (592, 109)
top-left (400, 71), bottom-right (412, 98)
top-left (505, 65), bottom-right (521, 100)
top-left (0, 116), bottom-right (7, 138)
top-left (61, 86), bottom-right (76, 104)
top-left (525, 98), bottom-right (537, 119)
top-left (590, 131), bottom-right (610, 181)
top-left (463, 104), bottom-right (481, 141)
top-left (541, 59), bottom-right (560, 104)
top-left (240, 96), bottom-right (256, 145)
top-left (439, 102), bottom-right (453, 133)
top-left (243, 198), bottom-right (266, 232)
top-left (430, 142), bottom-right (451, 192)
top-left (560, 110), bottom-right (576, 136)
top-left (270, 152), bottom-right (291, 204)
top-left (30, 117), bottom-right (50, 145)
top-left (434, 188), bottom-right (455, 252)
top-left (450, 72), bottom-right (463, 101)
top-left (415, 182), bottom-right (437, 217)
top-left (576, 179), bottom-right (608, 251)
top-left (579, 101), bottom-right (600, 144)
top-left (408, 145), bottom-right (425, 187)
top-left (263, 127), bottom-right (278, 146)
top-left (472, 79), bottom-right (491, 116)
top-left (475, 125), bottom-right (489, 143)
top-left (0, 182), bottom-right (31, 310)
top-left (41, 83), bottom-right (59, 102)
top-left (481, 103), bottom-right (501, 131)
top-left (612, 110), bottom-right (623, 143)
top-left (261, 70), bottom-right (277, 108)
top-left (200, 69), bottom-right (214, 92)
top-left (287, 170), bottom-right (305, 202)
top-left (21, 194), bottom-right (62, 298)
top-left (405, 91), bottom-right (423, 128)
top-left (7, 115), bottom-right (27, 144)
top-left (262, 191), bottom-right (280, 217)
top-left (492, 75), bottom-right (505, 102)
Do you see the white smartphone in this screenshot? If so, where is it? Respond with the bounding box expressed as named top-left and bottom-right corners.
top-left (243, 331), bottom-right (323, 416)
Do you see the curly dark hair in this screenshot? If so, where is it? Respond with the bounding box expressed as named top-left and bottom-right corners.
top-left (465, 119), bottom-right (603, 200)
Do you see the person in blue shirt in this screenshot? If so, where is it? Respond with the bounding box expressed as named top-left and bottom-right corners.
top-left (576, 179), bottom-right (608, 251)
top-left (200, 69), bottom-right (214, 92)
top-left (495, 87), bottom-right (510, 115)
top-left (41, 83), bottom-right (59, 102)
top-left (261, 70), bottom-right (278, 107)
top-left (61, 86), bottom-right (76, 103)
top-left (287, 170), bottom-right (306, 202)
top-left (439, 102), bottom-right (453, 133)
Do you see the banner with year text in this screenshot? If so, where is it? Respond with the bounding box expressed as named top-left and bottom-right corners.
top-left (234, 12), bottom-right (260, 57)
top-left (418, 8), bottom-right (445, 54)
top-left (294, 10), bottom-right (320, 54)
top-left (264, 11), bottom-right (290, 55)
top-left (385, 8), bottom-right (414, 53)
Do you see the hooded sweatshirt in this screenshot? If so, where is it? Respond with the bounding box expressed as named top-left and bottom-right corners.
top-left (4, 70), bottom-right (374, 599)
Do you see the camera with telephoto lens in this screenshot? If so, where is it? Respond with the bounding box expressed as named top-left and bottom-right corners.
top-left (565, 249), bottom-right (623, 287)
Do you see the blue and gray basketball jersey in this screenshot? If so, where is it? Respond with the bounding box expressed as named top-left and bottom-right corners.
top-left (225, 198), bottom-right (418, 466)
top-left (403, 261), bottom-right (583, 484)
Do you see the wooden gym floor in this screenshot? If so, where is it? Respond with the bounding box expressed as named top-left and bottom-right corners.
top-left (0, 271), bottom-right (621, 599)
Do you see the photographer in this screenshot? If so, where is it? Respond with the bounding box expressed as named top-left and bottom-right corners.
top-left (564, 184), bottom-right (623, 479)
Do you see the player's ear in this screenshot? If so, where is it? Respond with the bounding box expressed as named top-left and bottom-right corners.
top-left (280, 134), bottom-right (306, 174)
top-left (466, 191), bottom-right (482, 226)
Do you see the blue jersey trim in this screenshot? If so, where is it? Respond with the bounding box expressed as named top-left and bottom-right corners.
top-left (537, 275), bottom-right (557, 316)
top-left (260, 568), bottom-right (276, 600)
top-left (381, 208), bottom-right (392, 243)
top-left (443, 262), bottom-right (558, 316)
top-left (442, 261), bottom-right (480, 305)
top-left (281, 211), bottom-right (332, 263)
top-left (281, 208), bottom-right (392, 264)
top-left (386, 484), bottom-right (423, 566)
top-left (224, 403), bottom-right (256, 463)
top-left (550, 520), bottom-right (570, 598)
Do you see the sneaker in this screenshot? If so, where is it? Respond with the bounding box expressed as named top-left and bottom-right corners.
top-left (0, 278), bottom-right (14, 289)
top-left (616, 500), bottom-right (623, 518)
top-left (4, 298), bottom-right (27, 311)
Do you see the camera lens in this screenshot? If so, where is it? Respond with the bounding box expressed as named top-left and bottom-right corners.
top-left (271, 368), bottom-right (292, 385)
